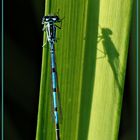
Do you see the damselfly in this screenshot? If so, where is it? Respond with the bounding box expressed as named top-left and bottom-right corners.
top-left (42, 15), bottom-right (62, 140)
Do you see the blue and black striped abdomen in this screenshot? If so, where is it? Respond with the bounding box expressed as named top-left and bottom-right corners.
top-left (50, 43), bottom-right (60, 140)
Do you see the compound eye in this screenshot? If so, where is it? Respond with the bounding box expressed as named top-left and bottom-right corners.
top-left (52, 17), bottom-right (57, 21)
top-left (46, 18), bottom-right (50, 21)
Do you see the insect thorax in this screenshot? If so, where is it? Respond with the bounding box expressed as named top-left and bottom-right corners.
top-left (46, 23), bottom-right (56, 43)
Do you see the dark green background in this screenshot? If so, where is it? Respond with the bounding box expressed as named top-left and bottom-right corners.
top-left (4, 0), bottom-right (137, 139)
top-left (5, 0), bottom-right (44, 139)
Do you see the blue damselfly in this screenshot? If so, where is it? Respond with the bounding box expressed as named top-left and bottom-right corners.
top-left (42, 15), bottom-right (62, 140)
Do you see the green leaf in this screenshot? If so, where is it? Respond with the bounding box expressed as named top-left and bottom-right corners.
top-left (36, 0), bottom-right (133, 139)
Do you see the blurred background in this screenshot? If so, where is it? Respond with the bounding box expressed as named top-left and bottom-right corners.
top-left (4, 0), bottom-right (137, 139)
top-left (5, 0), bottom-right (44, 139)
